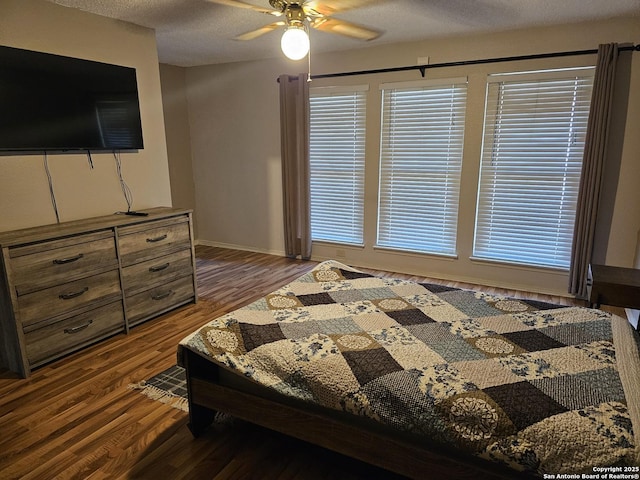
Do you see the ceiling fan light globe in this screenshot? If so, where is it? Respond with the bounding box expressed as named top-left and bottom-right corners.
top-left (281, 27), bottom-right (309, 60)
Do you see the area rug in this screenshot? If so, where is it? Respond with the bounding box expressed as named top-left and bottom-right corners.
top-left (129, 364), bottom-right (189, 412)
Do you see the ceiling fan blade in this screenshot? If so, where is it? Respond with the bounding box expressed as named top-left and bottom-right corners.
top-left (310, 17), bottom-right (382, 41)
top-left (304, 0), bottom-right (378, 16)
top-left (234, 21), bottom-right (285, 40)
top-left (206, 0), bottom-right (282, 16)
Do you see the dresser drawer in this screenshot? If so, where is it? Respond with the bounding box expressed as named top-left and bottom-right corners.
top-left (125, 275), bottom-right (195, 326)
top-left (25, 301), bottom-right (124, 366)
top-left (0, 207), bottom-right (194, 378)
top-left (118, 216), bottom-right (191, 267)
top-left (122, 249), bottom-right (193, 296)
top-left (11, 234), bottom-right (118, 296)
top-left (18, 269), bottom-right (122, 328)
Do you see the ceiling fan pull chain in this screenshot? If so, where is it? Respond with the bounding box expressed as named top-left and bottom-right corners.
top-left (307, 24), bottom-right (312, 82)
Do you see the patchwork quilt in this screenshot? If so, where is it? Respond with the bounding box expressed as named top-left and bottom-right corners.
top-left (180, 261), bottom-right (640, 475)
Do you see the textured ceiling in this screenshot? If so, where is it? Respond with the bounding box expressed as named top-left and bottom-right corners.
top-left (45, 0), bottom-right (640, 67)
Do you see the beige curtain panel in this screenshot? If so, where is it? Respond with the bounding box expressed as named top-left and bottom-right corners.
top-left (569, 43), bottom-right (619, 298)
top-left (279, 73), bottom-right (311, 259)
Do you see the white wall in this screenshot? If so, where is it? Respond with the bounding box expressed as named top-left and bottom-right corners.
top-left (174, 15), bottom-right (640, 296)
top-left (185, 58), bottom-right (293, 253)
top-left (0, 0), bottom-right (172, 231)
top-left (159, 64), bottom-right (196, 232)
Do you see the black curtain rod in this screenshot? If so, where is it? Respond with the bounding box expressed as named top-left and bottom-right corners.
top-left (307, 44), bottom-right (640, 80)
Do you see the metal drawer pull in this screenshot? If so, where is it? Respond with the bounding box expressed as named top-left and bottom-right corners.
top-left (53, 253), bottom-right (84, 265)
top-left (146, 234), bottom-right (168, 243)
top-left (151, 290), bottom-right (173, 301)
top-left (59, 287), bottom-right (89, 300)
top-left (64, 320), bottom-right (93, 334)
top-left (149, 263), bottom-right (170, 273)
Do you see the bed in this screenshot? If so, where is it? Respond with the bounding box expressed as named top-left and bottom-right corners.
top-left (178, 260), bottom-right (640, 479)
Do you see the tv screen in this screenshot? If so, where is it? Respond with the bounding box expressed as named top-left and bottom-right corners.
top-left (0, 45), bottom-right (144, 153)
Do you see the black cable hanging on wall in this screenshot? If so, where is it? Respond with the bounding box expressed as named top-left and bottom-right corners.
top-left (43, 152), bottom-right (60, 224)
top-left (279, 43), bottom-right (639, 82)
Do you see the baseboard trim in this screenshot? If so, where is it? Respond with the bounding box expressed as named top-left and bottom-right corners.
top-left (194, 242), bottom-right (576, 300)
top-left (196, 239), bottom-right (286, 258)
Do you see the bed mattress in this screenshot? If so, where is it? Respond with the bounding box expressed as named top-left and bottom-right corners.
top-left (179, 260), bottom-right (640, 475)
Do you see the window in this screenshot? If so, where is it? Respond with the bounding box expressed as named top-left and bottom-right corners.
top-left (474, 68), bottom-right (595, 269)
top-left (377, 78), bottom-right (467, 256)
top-left (309, 85), bottom-right (367, 245)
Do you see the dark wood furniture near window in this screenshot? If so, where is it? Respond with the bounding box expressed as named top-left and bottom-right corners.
top-left (0, 207), bottom-right (196, 378)
top-left (588, 263), bottom-right (640, 330)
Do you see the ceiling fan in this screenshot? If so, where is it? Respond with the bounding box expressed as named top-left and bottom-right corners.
top-left (207, 0), bottom-right (383, 60)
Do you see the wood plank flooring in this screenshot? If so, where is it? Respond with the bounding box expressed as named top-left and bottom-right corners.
top-left (0, 246), bottom-right (586, 479)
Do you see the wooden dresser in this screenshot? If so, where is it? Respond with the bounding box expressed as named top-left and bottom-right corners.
top-left (0, 207), bottom-right (196, 378)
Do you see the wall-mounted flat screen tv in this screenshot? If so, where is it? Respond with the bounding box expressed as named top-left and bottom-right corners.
top-left (0, 45), bottom-right (144, 153)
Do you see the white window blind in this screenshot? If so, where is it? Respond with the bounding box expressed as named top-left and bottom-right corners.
top-left (377, 78), bottom-right (467, 255)
top-left (309, 86), bottom-right (367, 244)
top-left (474, 68), bottom-right (595, 269)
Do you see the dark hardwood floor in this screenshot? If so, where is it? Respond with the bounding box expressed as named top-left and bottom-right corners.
top-left (0, 246), bottom-right (585, 479)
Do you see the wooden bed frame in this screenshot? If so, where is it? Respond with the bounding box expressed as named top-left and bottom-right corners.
top-left (182, 347), bottom-right (532, 480)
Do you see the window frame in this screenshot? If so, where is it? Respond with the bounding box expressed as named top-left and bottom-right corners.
top-left (376, 77), bottom-right (468, 257)
top-left (472, 67), bottom-right (596, 270)
top-left (309, 84), bottom-right (368, 246)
